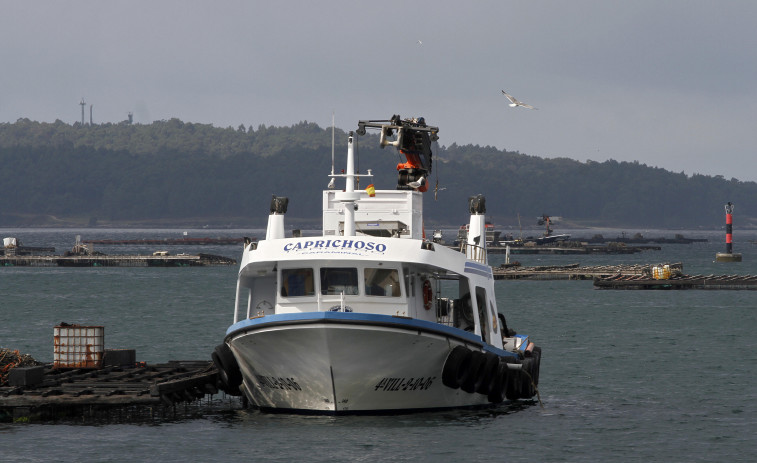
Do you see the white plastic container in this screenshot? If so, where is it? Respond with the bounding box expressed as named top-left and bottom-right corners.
top-left (53, 325), bottom-right (104, 369)
top-left (652, 265), bottom-right (671, 280)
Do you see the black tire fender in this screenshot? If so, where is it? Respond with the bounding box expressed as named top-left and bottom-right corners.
top-left (475, 352), bottom-right (500, 395)
top-left (212, 343), bottom-right (243, 395)
top-left (487, 361), bottom-right (508, 403)
top-left (441, 345), bottom-right (472, 389)
top-left (520, 357), bottom-right (536, 398)
top-left (461, 351), bottom-right (486, 393)
top-left (505, 357), bottom-right (522, 401)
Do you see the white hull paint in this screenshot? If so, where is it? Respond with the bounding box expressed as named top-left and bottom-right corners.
top-left (227, 315), bottom-right (493, 413)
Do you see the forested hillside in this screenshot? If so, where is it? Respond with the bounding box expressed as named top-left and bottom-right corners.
top-left (1, 118), bottom-right (755, 228)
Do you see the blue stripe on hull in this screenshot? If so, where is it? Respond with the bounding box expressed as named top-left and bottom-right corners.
top-left (226, 312), bottom-right (520, 359)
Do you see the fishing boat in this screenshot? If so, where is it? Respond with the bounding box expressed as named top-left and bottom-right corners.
top-left (534, 214), bottom-right (570, 244)
top-left (212, 115), bottom-right (541, 414)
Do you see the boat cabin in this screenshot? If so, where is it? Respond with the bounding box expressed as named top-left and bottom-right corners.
top-left (232, 128), bottom-right (504, 350)
top-left (234, 255), bottom-right (500, 345)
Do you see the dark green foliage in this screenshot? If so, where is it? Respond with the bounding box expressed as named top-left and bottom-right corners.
top-left (0, 119), bottom-right (754, 227)
top-left (429, 144), bottom-right (757, 228)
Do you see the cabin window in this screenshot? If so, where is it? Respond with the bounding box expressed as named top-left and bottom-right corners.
top-left (320, 267), bottom-right (359, 295)
top-left (281, 268), bottom-right (315, 297)
top-left (490, 301), bottom-right (498, 333)
top-left (364, 268), bottom-right (401, 297)
top-left (475, 286), bottom-right (488, 343)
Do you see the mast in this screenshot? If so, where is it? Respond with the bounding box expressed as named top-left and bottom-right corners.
top-left (333, 132), bottom-right (361, 236)
top-left (328, 112), bottom-right (335, 189)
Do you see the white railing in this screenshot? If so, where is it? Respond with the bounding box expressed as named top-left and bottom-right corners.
top-left (317, 292), bottom-right (354, 312)
top-left (459, 242), bottom-right (487, 264)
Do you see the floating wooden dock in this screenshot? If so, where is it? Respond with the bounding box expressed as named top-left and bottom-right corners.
top-left (0, 253), bottom-right (236, 267)
top-left (593, 274), bottom-right (757, 290)
top-left (1, 361), bottom-right (231, 422)
top-left (84, 237), bottom-right (246, 246)
top-left (486, 244), bottom-right (660, 255)
top-left (573, 233), bottom-right (708, 244)
top-left (493, 263), bottom-right (655, 280)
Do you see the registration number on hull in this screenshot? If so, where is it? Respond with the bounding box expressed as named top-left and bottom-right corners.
top-left (256, 375), bottom-right (302, 391)
top-left (374, 377), bottom-right (436, 392)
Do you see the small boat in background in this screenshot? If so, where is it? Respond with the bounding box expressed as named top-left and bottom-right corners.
top-left (534, 214), bottom-right (570, 244)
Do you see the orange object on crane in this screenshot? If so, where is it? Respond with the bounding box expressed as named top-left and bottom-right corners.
top-left (357, 115), bottom-right (438, 193)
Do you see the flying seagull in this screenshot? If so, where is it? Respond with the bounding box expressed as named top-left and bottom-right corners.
top-left (501, 90), bottom-right (537, 110)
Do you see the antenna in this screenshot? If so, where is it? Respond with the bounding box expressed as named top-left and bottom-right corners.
top-left (89, 105), bottom-right (93, 125)
top-left (80, 98), bottom-right (86, 125)
top-left (328, 111), bottom-right (335, 189)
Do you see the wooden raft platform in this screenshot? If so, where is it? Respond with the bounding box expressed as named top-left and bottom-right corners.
top-left (493, 263), bottom-right (653, 280)
top-left (0, 253), bottom-right (236, 267)
top-left (486, 244), bottom-right (660, 255)
top-left (593, 274), bottom-right (757, 290)
top-left (1, 361), bottom-right (225, 421)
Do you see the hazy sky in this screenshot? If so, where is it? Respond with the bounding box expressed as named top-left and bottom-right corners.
top-left (3, 1), bottom-right (757, 181)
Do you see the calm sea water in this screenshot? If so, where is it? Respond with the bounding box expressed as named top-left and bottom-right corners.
top-left (2, 228), bottom-right (756, 462)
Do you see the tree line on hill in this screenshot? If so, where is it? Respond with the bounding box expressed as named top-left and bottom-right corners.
top-left (1, 118), bottom-right (755, 229)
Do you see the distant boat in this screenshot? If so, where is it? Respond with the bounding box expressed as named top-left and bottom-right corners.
top-left (533, 233), bottom-right (571, 245)
top-left (530, 214), bottom-right (570, 245)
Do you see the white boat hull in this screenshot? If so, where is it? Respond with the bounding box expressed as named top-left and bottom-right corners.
top-left (226, 314), bottom-right (495, 413)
